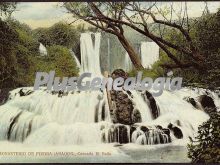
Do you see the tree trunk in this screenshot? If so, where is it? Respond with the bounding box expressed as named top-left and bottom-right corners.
top-left (117, 34), bottom-right (144, 70)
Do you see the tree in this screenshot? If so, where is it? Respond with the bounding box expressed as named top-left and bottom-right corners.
top-left (34, 22), bottom-right (80, 48)
top-left (0, 18), bottom-right (41, 88)
top-left (0, 18), bottom-right (19, 88)
top-left (34, 22), bottom-right (81, 58)
top-left (0, 2), bottom-right (17, 17)
top-left (36, 45), bottom-right (79, 77)
top-left (64, 2), bottom-right (210, 70)
top-left (116, 2), bottom-right (207, 70)
top-left (153, 8), bottom-right (220, 88)
top-left (64, 2), bottom-right (143, 69)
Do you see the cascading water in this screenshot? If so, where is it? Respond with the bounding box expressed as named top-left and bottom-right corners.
top-left (80, 33), bottom-right (101, 76)
top-left (0, 32), bottom-right (219, 163)
top-left (39, 43), bottom-right (47, 56)
top-left (140, 42), bottom-right (159, 69)
top-left (70, 49), bottom-right (81, 68)
top-left (124, 52), bottom-right (133, 72)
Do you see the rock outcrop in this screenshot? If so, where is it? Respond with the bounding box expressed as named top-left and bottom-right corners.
top-left (142, 91), bottom-right (160, 119)
top-left (109, 69), bottom-right (141, 125)
top-left (168, 123), bottom-right (183, 139)
top-left (198, 95), bottom-right (217, 113)
top-left (184, 97), bottom-right (198, 108)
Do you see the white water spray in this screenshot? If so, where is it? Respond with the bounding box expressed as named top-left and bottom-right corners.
top-left (39, 43), bottom-right (47, 56)
top-left (70, 49), bottom-right (80, 68)
top-left (0, 33), bottom-right (217, 148)
top-left (80, 33), bottom-right (101, 75)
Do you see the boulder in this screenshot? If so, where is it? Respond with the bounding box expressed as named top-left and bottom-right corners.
top-left (184, 97), bottom-right (198, 108)
top-left (111, 69), bottom-right (128, 80)
top-left (110, 69), bottom-right (135, 125)
top-left (168, 123), bottom-right (183, 139)
top-left (198, 95), bottom-right (216, 113)
top-left (116, 125), bottom-right (129, 144)
top-left (132, 109), bottom-right (142, 123)
top-left (143, 91), bottom-right (160, 119)
top-left (140, 126), bottom-right (149, 132)
top-left (18, 89), bottom-right (34, 97)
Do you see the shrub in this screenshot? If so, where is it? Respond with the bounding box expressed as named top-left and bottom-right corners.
top-left (187, 110), bottom-right (220, 163)
top-left (36, 45), bottom-right (79, 77)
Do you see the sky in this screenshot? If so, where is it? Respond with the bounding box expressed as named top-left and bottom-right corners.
top-left (11, 2), bottom-right (220, 29)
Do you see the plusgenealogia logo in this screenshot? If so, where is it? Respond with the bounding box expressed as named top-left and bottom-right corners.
top-left (33, 71), bottom-right (182, 96)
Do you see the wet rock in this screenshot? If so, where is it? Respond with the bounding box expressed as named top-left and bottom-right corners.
top-left (132, 109), bottom-right (142, 123)
top-left (110, 69), bottom-right (134, 125)
top-left (111, 69), bottom-right (128, 80)
top-left (143, 91), bottom-right (160, 119)
top-left (126, 91), bottom-right (132, 97)
top-left (130, 125), bottom-right (137, 137)
top-left (156, 125), bottom-right (163, 130)
top-left (156, 125), bottom-right (171, 143)
top-left (140, 126), bottom-right (149, 132)
top-left (18, 89), bottom-right (34, 97)
top-left (161, 128), bottom-right (170, 136)
top-left (162, 128), bottom-right (171, 143)
top-left (19, 89), bottom-right (25, 96)
top-left (198, 95), bottom-right (217, 113)
top-left (101, 102), bottom-right (106, 121)
top-left (105, 124), bottom-right (172, 145)
top-left (51, 90), bottom-right (68, 97)
top-left (168, 123), bottom-right (183, 139)
top-left (116, 125), bottom-right (129, 144)
top-left (184, 97), bottom-right (197, 108)
top-left (7, 111), bottom-right (23, 141)
top-left (110, 90), bottom-right (134, 125)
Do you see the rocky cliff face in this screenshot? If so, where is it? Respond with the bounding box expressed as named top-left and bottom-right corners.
top-left (105, 69), bottom-right (171, 145)
top-left (109, 69), bottom-right (161, 125)
top-left (109, 69), bottom-right (142, 125)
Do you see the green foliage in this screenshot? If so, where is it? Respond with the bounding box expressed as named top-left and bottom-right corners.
top-left (0, 18), bottom-right (40, 87)
top-left (34, 22), bottom-right (80, 49)
top-left (37, 45), bottom-right (79, 77)
top-left (0, 18), bottom-right (19, 88)
top-left (128, 61), bottom-right (165, 79)
top-left (187, 110), bottom-right (220, 163)
top-left (34, 22), bottom-right (82, 61)
top-left (0, 2), bottom-right (17, 17)
top-left (145, 9), bottom-right (220, 88)
top-left (128, 68), bottom-right (159, 80)
top-left (18, 45), bottom-right (79, 85)
top-left (0, 18), bottom-right (80, 88)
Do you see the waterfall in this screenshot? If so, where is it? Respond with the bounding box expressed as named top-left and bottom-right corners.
top-left (0, 88), bottom-right (112, 145)
top-left (80, 33), bottom-right (101, 76)
top-left (0, 32), bottom-right (218, 148)
top-left (140, 42), bottom-right (159, 69)
top-left (130, 91), bottom-right (153, 122)
top-left (69, 49), bottom-right (81, 68)
top-left (39, 43), bottom-right (47, 56)
top-left (0, 86), bottom-right (214, 146)
top-left (143, 88), bottom-right (211, 140)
